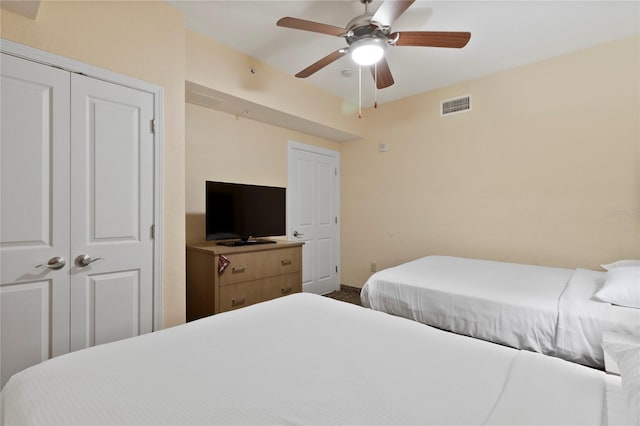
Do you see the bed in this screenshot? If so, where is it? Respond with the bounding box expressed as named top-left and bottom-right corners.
top-left (361, 256), bottom-right (640, 369)
top-left (1, 293), bottom-right (637, 426)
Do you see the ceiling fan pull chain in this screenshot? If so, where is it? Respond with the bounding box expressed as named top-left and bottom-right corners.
top-left (358, 65), bottom-right (362, 119)
top-left (374, 63), bottom-right (378, 109)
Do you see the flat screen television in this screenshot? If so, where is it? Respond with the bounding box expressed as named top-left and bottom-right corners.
top-left (205, 181), bottom-right (286, 245)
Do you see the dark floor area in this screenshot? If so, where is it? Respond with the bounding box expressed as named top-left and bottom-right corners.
top-left (323, 285), bottom-right (362, 306)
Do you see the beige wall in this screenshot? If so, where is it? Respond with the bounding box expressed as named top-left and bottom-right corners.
top-left (1, 1), bottom-right (187, 327)
top-left (185, 103), bottom-right (340, 243)
top-left (341, 35), bottom-right (640, 287)
top-left (186, 29), bottom-right (365, 139)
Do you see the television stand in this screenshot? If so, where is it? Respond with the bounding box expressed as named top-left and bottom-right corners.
top-left (186, 240), bottom-right (304, 320)
top-left (217, 239), bottom-right (277, 247)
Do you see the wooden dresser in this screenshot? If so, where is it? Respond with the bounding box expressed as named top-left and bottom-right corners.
top-left (186, 240), bottom-right (303, 321)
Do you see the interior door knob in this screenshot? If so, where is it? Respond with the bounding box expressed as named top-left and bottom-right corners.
top-left (293, 231), bottom-right (304, 237)
top-left (75, 254), bottom-right (103, 267)
top-left (35, 256), bottom-right (66, 270)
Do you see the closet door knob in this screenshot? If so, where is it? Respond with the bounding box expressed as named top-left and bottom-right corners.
top-left (35, 256), bottom-right (66, 270)
top-left (75, 254), bottom-right (103, 267)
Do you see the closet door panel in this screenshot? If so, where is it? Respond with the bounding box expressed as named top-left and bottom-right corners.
top-left (2, 75), bottom-right (54, 244)
top-left (73, 270), bottom-right (141, 347)
top-left (91, 99), bottom-right (139, 240)
top-left (0, 282), bottom-right (50, 388)
top-left (69, 74), bottom-right (155, 351)
top-left (0, 53), bottom-right (71, 388)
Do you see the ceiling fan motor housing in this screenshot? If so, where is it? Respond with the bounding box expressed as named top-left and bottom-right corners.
top-left (345, 13), bottom-right (391, 44)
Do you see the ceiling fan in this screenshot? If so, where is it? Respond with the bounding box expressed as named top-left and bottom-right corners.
top-left (277, 0), bottom-right (471, 90)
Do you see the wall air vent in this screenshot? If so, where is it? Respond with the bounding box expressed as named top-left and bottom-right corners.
top-left (441, 94), bottom-right (471, 116)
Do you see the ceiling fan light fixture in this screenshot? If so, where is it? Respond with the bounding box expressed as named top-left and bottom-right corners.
top-left (350, 38), bottom-right (386, 66)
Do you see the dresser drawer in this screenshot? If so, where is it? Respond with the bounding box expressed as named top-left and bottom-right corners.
top-left (219, 247), bottom-right (300, 287)
top-left (261, 272), bottom-right (301, 300)
top-left (219, 273), bottom-right (301, 312)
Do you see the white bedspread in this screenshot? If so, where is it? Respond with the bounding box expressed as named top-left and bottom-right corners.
top-left (362, 256), bottom-right (571, 357)
top-left (1, 294), bottom-right (610, 425)
top-left (485, 350), bottom-right (606, 425)
top-left (362, 256), bottom-right (638, 368)
top-left (557, 268), bottom-right (640, 367)
top-left (605, 374), bottom-right (632, 426)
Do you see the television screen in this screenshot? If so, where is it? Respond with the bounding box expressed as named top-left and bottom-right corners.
top-left (206, 181), bottom-right (286, 242)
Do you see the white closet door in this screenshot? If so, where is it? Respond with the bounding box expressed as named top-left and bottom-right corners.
top-left (69, 73), bottom-right (155, 350)
top-left (0, 54), bottom-right (71, 388)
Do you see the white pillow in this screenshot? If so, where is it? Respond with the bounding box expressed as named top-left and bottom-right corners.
top-left (594, 267), bottom-right (640, 309)
top-left (602, 260), bottom-right (640, 271)
top-left (602, 341), bottom-right (640, 426)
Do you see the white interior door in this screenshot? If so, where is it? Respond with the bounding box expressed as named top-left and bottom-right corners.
top-left (0, 54), bottom-right (71, 388)
top-left (288, 142), bottom-right (340, 295)
top-left (69, 73), bottom-right (155, 351)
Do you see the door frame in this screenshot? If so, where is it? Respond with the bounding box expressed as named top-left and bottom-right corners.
top-left (287, 141), bottom-right (340, 292)
top-left (1, 39), bottom-right (165, 330)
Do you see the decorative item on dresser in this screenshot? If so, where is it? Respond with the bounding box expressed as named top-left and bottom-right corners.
top-left (186, 240), bottom-right (303, 321)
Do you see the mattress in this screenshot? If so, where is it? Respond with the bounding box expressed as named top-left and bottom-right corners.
top-left (361, 256), bottom-right (640, 368)
top-left (1, 293), bottom-right (615, 425)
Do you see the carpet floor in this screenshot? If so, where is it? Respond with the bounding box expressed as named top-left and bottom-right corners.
top-left (323, 285), bottom-right (362, 306)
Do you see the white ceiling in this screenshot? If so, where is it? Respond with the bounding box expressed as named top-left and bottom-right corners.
top-left (169, 1), bottom-right (639, 108)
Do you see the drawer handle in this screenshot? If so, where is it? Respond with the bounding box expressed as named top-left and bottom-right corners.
top-left (281, 287), bottom-right (293, 295)
top-left (231, 298), bottom-right (245, 307)
top-left (281, 259), bottom-right (292, 266)
top-left (232, 266), bottom-right (246, 273)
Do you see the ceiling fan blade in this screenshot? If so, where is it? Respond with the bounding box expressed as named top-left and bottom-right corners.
top-left (295, 50), bottom-right (346, 78)
top-left (371, 0), bottom-right (415, 28)
top-left (277, 17), bottom-right (345, 37)
top-left (370, 58), bottom-right (394, 89)
top-left (391, 31), bottom-right (471, 48)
